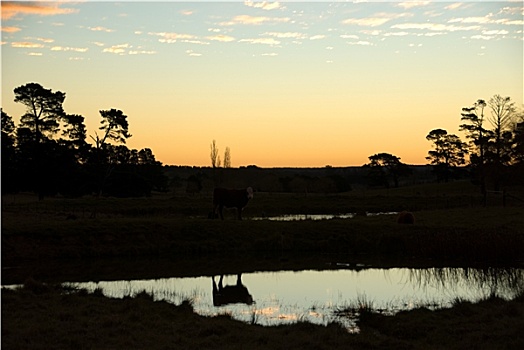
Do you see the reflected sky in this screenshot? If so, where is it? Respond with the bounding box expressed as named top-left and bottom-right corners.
top-left (62, 267), bottom-right (523, 330)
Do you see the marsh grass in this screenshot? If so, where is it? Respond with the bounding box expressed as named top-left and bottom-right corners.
top-left (4, 280), bottom-right (524, 349)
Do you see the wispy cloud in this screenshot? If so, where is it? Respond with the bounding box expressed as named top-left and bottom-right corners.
top-left (149, 32), bottom-right (197, 43)
top-left (219, 15), bottom-right (290, 26)
top-left (244, 1), bottom-right (282, 11)
top-left (11, 42), bottom-right (44, 48)
top-left (342, 13), bottom-right (413, 27)
top-left (396, 1), bottom-right (430, 10)
top-left (391, 23), bottom-right (480, 32)
top-left (347, 41), bottom-right (373, 46)
top-left (103, 44), bottom-right (130, 54)
top-left (239, 38), bottom-right (281, 45)
top-left (89, 26), bottom-right (114, 33)
top-left (51, 46), bottom-right (88, 53)
top-left (129, 50), bottom-right (156, 55)
top-left (309, 35), bottom-right (326, 40)
top-left (206, 34), bottom-right (235, 42)
top-left (186, 50), bottom-right (201, 57)
top-left (1, 1), bottom-right (79, 20)
top-left (342, 17), bottom-right (392, 27)
top-left (1, 26), bottom-right (21, 33)
top-left (264, 32), bottom-right (306, 39)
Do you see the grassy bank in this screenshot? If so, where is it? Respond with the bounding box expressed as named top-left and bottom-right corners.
top-left (3, 206), bottom-right (524, 264)
top-left (2, 281), bottom-right (524, 350)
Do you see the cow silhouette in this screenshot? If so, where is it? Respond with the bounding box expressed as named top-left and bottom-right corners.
top-left (212, 187), bottom-right (253, 220)
top-left (212, 274), bottom-right (254, 307)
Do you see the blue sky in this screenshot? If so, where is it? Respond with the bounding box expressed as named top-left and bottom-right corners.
top-left (2, 1), bottom-right (523, 167)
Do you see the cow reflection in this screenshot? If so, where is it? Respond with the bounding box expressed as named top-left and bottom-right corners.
top-left (212, 274), bottom-right (254, 306)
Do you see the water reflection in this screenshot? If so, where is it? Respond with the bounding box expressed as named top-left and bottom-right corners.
top-left (251, 212), bottom-right (397, 221)
top-left (61, 266), bottom-right (523, 330)
top-left (212, 274), bottom-right (253, 307)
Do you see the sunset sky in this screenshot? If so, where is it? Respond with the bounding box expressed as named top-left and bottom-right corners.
top-left (2, 1), bottom-right (522, 167)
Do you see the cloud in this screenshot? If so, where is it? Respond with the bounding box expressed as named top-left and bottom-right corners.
top-left (103, 44), bottom-right (130, 54)
top-left (396, 1), bottom-right (430, 10)
top-left (89, 26), bottom-right (114, 33)
top-left (340, 34), bottom-right (359, 39)
top-left (220, 15), bottom-right (290, 26)
top-left (448, 16), bottom-right (493, 24)
top-left (1, 1), bottom-right (79, 20)
top-left (482, 29), bottom-right (509, 35)
top-left (342, 17), bottom-right (391, 27)
top-left (1, 26), bottom-right (21, 33)
top-left (51, 46), bottom-right (88, 52)
top-left (347, 41), bottom-right (373, 46)
top-left (186, 50), bottom-right (201, 57)
top-left (149, 32), bottom-right (197, 43)
top-left (129, 50), bottom-right (156, 55)
top-left (180, 10), bottom-right (193, 16)
top-left (445, 3), bottom-right (464, 11)
top-left (11, 42), bottom-right (44, 48)
top-left (384, 31), bottom-right (410, 37)
top-left (309, 35), bottom-right (326, 40)
top-left (391, 23), bottom-right (480, 32)
top-left (342, 13), bottom-right (413, 27)
top-left (206, 34), bottom-right (235, 42)
top-left (239, 38), bottom-right (281, 45)
top-left (244, 1), bottom-right (282, 11)
top-left (264, 32), bottom-right (306, 39)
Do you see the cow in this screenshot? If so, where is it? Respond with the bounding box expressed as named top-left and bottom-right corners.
top-left (212, 274), bottom-right (254, 307)
top-left (397, 211), bottom-right (415, 224)
top-left (212, 187), bottom-right (253, 220)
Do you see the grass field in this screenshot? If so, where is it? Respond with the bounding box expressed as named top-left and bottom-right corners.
top-left (2, 180), bottom-right (524, 349)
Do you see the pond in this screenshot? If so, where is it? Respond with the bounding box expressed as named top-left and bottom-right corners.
top-left (251, 212), bottom-right (398, 221)
top-left (59, 266), bottom-right (522, 332)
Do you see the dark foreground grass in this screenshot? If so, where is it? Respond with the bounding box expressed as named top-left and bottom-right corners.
top-left (2, 280), bottom-right (524, 350)
top-left (3, 206), bottom-right (524, 264)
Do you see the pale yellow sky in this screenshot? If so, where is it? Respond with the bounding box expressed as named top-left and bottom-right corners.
top-left (2, 1), bottom-right (522, 167)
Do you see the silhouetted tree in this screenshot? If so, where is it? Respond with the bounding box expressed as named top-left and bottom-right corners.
top-left (364, 153), bottom-right (411, 188)
top-left (14, 82), bottom-right (65, 144)
top-left (486, 95), bottom-right (517, 190)
top-left (460, 99), bottom-right (490, 197)
top-left (13, 83), bottom-right (66, 199)
top-left (1, 109), bottom-right (18, 193)
top-left (210, 140), bottom-right (220, 168)
top-left (426, 129), bottom-right (468, 182)
top-left (89, 109), bottom-right (132, 196)
top-left (223, 146), bottom-right (231, 168)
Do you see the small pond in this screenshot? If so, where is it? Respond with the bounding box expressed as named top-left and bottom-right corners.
top-left (57, 266), bottom-right (523, 332)
top-left (251, 212), bottom-right (398, 221)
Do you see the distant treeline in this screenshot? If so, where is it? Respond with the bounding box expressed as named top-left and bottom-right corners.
top-left (2, 84), bottom-right (523, 198)
top-left (166, 165), bottom-right (447, 195)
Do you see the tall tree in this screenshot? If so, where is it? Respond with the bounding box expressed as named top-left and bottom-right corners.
top-left (210, 139), bottom-right (220, 168)
top-left (1, 109), bottom-right (18, 193)
top-left (91, 109), bottom-right (131, 150)
top-left (223, 146), bottom-right (231, 168)
top-left (426, 129), bottom-right (468, 182)
top-left (460, 99), bottom-right (490, 196)
top-left (14, 82), bottom-right (65, 144)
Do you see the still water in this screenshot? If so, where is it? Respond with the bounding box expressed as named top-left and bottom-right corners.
top-left (64, 266), bottom-right (523, 331)
top-left (251, 212), bottom-right (397, 221)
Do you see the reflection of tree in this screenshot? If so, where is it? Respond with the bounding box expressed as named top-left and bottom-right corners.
top-left (406, 267), bottom-right (524, 299)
